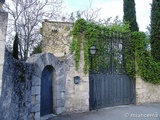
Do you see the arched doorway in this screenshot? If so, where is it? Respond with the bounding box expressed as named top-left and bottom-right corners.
top-left (27, 53), bottom-right (66, 119)
top-left (40, 65), bottom-right (54, 117)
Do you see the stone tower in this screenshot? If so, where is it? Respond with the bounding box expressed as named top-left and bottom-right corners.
top-left (0, 0), bottom-right (8, 96)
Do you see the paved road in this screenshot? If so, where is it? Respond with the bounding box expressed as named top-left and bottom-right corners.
top-left (49, 103), bottom-right (160, 120)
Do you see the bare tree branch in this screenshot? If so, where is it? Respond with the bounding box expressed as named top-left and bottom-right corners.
top-left (66, 0), bottom-right (101, 22)
top-left (4, 0), bottom-right (63, 61)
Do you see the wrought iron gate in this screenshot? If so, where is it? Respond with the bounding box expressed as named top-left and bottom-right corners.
top-left (89, 32), bottom-right (136, 110)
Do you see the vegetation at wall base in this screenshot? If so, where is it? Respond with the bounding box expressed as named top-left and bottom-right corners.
top-left (132, 32), bottom-right (160, 84)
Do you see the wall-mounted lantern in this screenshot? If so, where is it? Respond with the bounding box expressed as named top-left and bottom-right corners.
top-left (89, 45), bottom-right (97, 73)
top-left (89, 46), bottom-right (97, 55)
top-left (74, 76), bottom-right (80, 84)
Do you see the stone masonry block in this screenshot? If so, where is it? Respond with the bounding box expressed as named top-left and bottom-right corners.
top-left (41, 53), bottom-right (52, 66)
top-left (30, 112), bottom-right (35, 120)
top-left (26, 54), bottom-right (41, 63)
top-left (33, 64), bottom-right (42, 78)
top-left (0, 65), bottom-right (3, 84)
top-left (31, 103), bottom-right (40, 112)
top-left (56, 84), bottom-right (66, 92)
top-left (57, 76), bottom-right (65, 85)
top-left (31, 86), bottom-right (40, 95)
top-left (48, 53), bottom-right (57, 66)
top-left (0, 50), bottom-right (4, 64)
top-left (35, 112), bottom-right (40, 120)
top-left (56, 107), bottom-right (64, 114)
top-left (36, 95), bottom-right (40, 103)
top-left (32, 75), bottom-right (41, 86)
top-left (57, 99), bottom-right (65, 107)
top-left (35, 56), bottom-right (44, 70)
top-left (57, 66), bottom-right (65, 75)
top-left (31, 95), bottom-right (36, 104)
top-left (54, 91), bottom-right (65, 100)
top-left (0, 79), bottom-right (1, 86)
top-left (0, 41), bottom-right (4, 51)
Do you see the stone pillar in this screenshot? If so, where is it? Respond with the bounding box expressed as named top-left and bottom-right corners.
top-left (0, 5), bottom-right (8, 96)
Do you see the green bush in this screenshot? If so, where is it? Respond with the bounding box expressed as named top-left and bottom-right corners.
top-left (132, 32), bottom-right (160, 84)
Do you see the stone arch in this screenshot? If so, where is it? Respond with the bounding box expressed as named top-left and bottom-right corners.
top-left (27, 53), bottom-right (66, 120)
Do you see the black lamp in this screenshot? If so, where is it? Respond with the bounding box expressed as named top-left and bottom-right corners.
top-left (89, 46), bottom-right (97, 55)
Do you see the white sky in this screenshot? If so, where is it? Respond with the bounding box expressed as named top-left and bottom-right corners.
top-left (5, 0), bottom-right (152, 32)
top-left (63, 0), bottom-right (152, 32)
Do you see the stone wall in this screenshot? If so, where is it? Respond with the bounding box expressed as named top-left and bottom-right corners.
top-left (0, 10), bottom-right (8, 96)
top-left (0, 50), bottom-right (66, 120)
top-left (41, 20), bottom-right (90, 113)
top-left (0, 50), bottom-right (33, 120)
top-left (64, 52), bottom-right (89, 113)
top-left (136, 76), bottom-right (160, 104)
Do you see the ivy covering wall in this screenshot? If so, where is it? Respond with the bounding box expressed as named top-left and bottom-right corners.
top-left (70, 18), bottom-right (132, 74)
top-left (132, 32), bottom-right (160, 84)
top-left (70, 19), bottom-right (160, 84)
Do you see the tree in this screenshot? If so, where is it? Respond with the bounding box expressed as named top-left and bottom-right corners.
top-left (150, 0), bottom-right (160, 62)
top-left (123, 0), bottom-right (139, 32)
top-left (4, 0), bottom-right (63, 61)
top-left (13, 33), bottom-right (19, 60)
top-left (31, 42), bottom-right (42, 56)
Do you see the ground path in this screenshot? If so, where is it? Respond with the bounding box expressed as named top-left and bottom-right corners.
top-left (49, 103), bottom-right (160, 120)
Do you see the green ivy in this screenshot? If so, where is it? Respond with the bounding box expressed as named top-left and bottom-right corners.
top-left (70, 18), bottom-right (132, 74)
top-left (132, 32), bottom-right (160, 84)
top-left (70, 18), bottom-right (160, 84)
top-left (123, 33), bottom-right (136, 78)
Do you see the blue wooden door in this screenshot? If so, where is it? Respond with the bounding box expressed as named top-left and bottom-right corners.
top-left (40, 66), bottom-right (53, 116)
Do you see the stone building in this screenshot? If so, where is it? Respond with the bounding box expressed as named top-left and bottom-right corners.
top-left (41, 20), bottom-right (73, 58)
top-left (41, 20), bottom-right (90, 113)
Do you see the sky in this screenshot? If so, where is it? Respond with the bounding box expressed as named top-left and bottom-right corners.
top-left (63, 0), bottom-right (152, 32)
